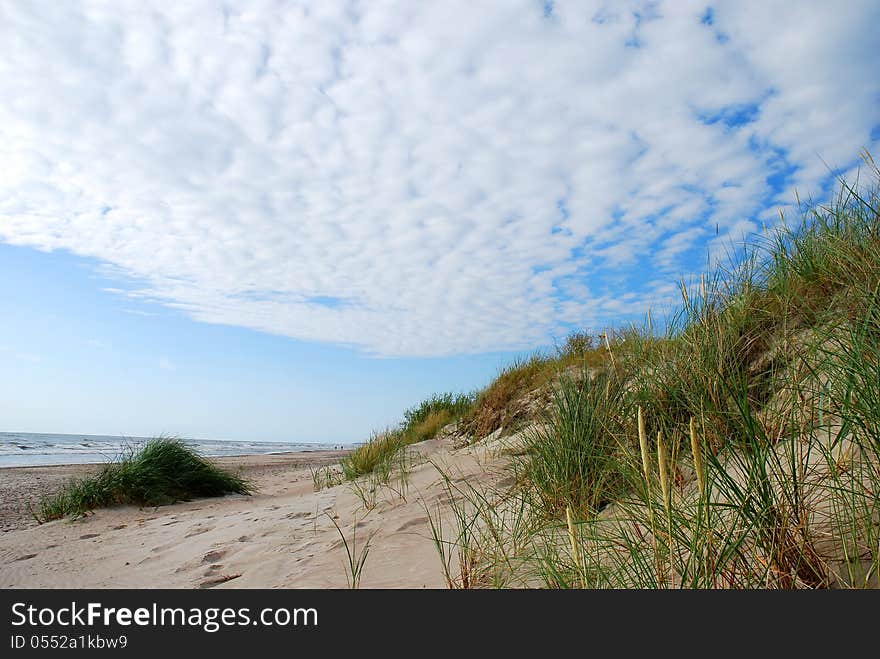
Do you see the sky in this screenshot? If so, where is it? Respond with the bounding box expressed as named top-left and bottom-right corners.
top-left (1, 1), bottom-right (878, 443)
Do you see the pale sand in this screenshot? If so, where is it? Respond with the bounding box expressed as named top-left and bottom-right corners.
top-left (0, 434), bottom-right (512, 588)
top-left (0, 452), bottom-right (349, 534)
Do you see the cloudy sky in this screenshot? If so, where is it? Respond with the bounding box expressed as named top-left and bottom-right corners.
top-left (1, 1), bottom-right (878, 441)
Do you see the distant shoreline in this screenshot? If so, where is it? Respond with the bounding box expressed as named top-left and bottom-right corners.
top-left (0, 447), bottom-right (349, 470)
top-left (0, 431), bottom-right (355, 469)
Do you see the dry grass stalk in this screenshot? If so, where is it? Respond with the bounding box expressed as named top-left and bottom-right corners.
top-left (565, 505), bottom-right (584, 588)
top-left (638, 406), bottom-right (651, 483)
top-left (657, 430), bottom-right (671, 513)
top-left (603, 331), bottom-right (616, 367)
top-left (657, 429), bottom-right (675, 588)
top-left (690, 417), bottom-right (706, 498)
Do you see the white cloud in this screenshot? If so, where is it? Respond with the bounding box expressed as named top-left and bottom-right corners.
top-left (1, 1), bottom-right (877, 356)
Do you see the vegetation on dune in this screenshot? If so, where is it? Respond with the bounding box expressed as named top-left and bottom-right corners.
top-left (402, 392), bottom-right (475, 441)
top-left (523, 371), bottom-right (628, 517)
top-left (36, 437), bottom-right (251, 522)
top-left (463, 335), bottom-right (610, 441)
top-left (413, 156), bottom-right (880, 588)
top-left (343, 335), bottom-right (614, 482)
top-left (341, 392), bottom-right (475, 479)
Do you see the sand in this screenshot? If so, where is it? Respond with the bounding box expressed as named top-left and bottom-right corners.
top-left (0, 452), bottom-right (350, 535)
top-left (0, 434), bottom-right (513, 588)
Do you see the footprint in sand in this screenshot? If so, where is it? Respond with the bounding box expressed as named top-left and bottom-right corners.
top-left (201, 550), bottom-right (227, 564)
top-left (14, 554), bottom-right (38, 562)
top-left (286, 511), bottom-right (309, 520)
top-left (236, 535), bottom-right (250, 543)
top-left (185, 526), bottom-right (214, 538)
top-left (395, 516), bottom-right (429, 532)
top-left (79, 533), bottom-right (100, 540)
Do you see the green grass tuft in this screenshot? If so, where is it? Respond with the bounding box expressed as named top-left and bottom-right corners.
top-left (36, 437), bottom-right (251, 522)
top-left (342, 392), bottom-right (475, 479)
top-left (462, 334), bottom-right (613, 441)
top-left (523, 372), bottom-right (628, 518)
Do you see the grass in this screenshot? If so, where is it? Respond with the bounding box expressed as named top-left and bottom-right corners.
top-left (340, 429), bottom-right (404, 481)
top-left (311, 464), bottom-right (343, 491)
top-left (420, 156), bottom-right (880, 588)
top-left (522, 372), bottom-right (627, 517)
top-left (465, 353), bottom-right (557, 440)
top-left (424, 462), bottom-right (535, 588)
top-left (342, 392), bottom-right (475, 479)
top-left (523, 161), bottom-right (880, 587)
top-left (327, 513), bottom-right (374, 589)
top-left (36, 437), bottom-right (251, 522)
top-left (463, 340), bottom-right (610, 441)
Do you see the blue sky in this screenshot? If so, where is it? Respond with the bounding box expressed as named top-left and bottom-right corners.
top-left (1, 1), bottom-right (878, 442)
top-left (0, 243), bottom-right (518, 442)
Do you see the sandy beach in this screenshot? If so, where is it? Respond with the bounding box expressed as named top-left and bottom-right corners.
top-left (0, 451), bottom-right (351, 534)
top-left (0, 433), bottom-right (513, 588)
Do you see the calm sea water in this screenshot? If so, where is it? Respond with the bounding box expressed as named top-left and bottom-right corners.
top-left (0, 432), bottom-right (349, 468)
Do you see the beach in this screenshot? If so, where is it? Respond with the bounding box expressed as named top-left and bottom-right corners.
top-left (0, 451), bottom-right (350, 535)
top-left (0, 433), bottom-right (513, 588)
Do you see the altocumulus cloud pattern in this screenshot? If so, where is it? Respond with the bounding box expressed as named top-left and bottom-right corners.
top-left (1, 1), bottom-right (878, 356)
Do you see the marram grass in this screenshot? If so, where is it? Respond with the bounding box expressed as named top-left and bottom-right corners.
top-left (638, 406), bottom-right (651, 484)
top-left (417, 160), bottom-right (880, 588)
top-left (656, 430), bottom-right (671, 515)
top-left (689, 417), bottom-right (706, 499)
top-left (342, 392), bottom-right (475, 479)
top-left (36, 437), bottom-right (251, 522)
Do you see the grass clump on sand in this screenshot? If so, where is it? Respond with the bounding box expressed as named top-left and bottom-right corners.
top-left (342, 392), bottom-right (475, 479)
top-left (523, 371), bottom-right (628, 517)
top-left (37, 437), bottom-right (251, 522)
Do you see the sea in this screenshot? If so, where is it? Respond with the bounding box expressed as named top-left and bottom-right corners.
top-left (0, 432), bottom-right (349, 468)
